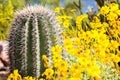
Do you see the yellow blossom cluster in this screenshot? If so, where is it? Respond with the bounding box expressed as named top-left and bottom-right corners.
top-left (54, 7), bottom-right (72, 28)
top-left (43, 3), bottom-right (120, 79)
top-left (99, 3), bottom-right (120, 21)
top-left (7, 69), bottom-right (36, 80)
top-left (7, 70), bottom-right (22, 80)
top-left (0, 0), bottom-right (14, 40)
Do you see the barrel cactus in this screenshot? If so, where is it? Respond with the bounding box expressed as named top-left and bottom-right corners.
top-left (8, 6), bottom-right (63, 79)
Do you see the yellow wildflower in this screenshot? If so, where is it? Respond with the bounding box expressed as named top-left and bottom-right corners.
top-left (57, 60), bottom-right (68, 70)
top-left (24, 76), bottom-right (36, 80)
top-left (78, 56), bottom-right (90, 67)
top-left (57, 16), bottom-right (63, 24)
top-left (69, 78), bottom-right (79, 80)
top-left (55, 69), bottom-right (68, 80)
top-left (62, 32), bottom-right (70, 39)
top-left (52, 45), bottom-right (62, 54)
top-left (109, 40), bottom-right (119, 51)
top-left (99, 5), bottom-right (109, 15)
top-left (107, 12), bottom-right (118, 21)
top-left (116, 10), bottom-right (120, 15)
top-left (64, 42), bottom-right (75, 55)
top-left (42, 55), bottom-right (48, 62)
top-left (7, 69), bottom-right (22, 80)
top-left (42, 55), bottom-right (49, 67)
top-left (52, 54), bottom-right (62, 67)
top-left (72, 71), bottom-right (83, 79)
top-left (102, 22), bottom-right (109, 28)
top-left (76, 14), bottom-right (88, 26)
top-left (87, 65), bottom-right (101, 77)
top-left (63, 20), bottom-right (70, 28)
top-left (70, 63), bottom-right (81, 73)
top-left (90, 16), bottom-right (102, 29)
top-left (42, 68), bottom-right (54, 79)
top-left (54, 7), bottom-right (60, 13)
top-left (109, 3), bottom-right (119, 12)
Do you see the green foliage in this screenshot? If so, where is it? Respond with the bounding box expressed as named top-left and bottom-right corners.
top-left (9, 6), bottom-right (63, 79)
top-left (0, 0), bottom-right (14, 40)
top-left (40, 0), bottom-right (82, 11)
top-left (65, 0), bottom-right (84, 14)
top-left (40, 0), bottom-right (60, 7)
top-left (11, 0), bottom-right (26, 10)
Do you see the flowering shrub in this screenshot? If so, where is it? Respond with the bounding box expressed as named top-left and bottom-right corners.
top-left (8, 3), bottom-right (120, 80)
top-left (0, 0), bottom-right (14, 40)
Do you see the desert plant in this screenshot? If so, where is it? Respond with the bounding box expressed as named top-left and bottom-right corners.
top-left (8, 5), bottom-right (63, 79)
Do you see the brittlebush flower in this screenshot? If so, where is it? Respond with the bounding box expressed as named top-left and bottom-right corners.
top-left (24, 76), bottom-right (36, 80)
top-left (52, 45), bottom-right (62, 54)
top-left (42, 68), bottom-right (54, 79)
top-left (54, 7), bottom-right (60, 13)
top-left (7, 69), bottom-right (22, 80)
top-left (63, 20), bottom-right (70, 28)
top-left (76, 14), bottom-right (88, 26)
top-left (107, 12), bottom-right (118, 21)
top-left (42, 55), bottom-right (49, 67)
top-left (109, 3), bottom-right (119, 12)
top-left (99, 5), bottom-right (109, 15)
top-left (52, 54), bottom-right (62, 63)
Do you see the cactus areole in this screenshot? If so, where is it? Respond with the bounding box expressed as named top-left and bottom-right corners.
top-left (8, 6), bottom-right (63, 79)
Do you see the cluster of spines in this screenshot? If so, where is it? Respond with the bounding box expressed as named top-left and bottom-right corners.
top-left (9, 5), bottom-right (63, 79)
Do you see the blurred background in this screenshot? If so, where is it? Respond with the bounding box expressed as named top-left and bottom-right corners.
top-left (0, 0), bottom-right (98, 13)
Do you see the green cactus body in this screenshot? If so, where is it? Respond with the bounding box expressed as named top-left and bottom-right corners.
top-left (8, 6), bottom-right (63, 78)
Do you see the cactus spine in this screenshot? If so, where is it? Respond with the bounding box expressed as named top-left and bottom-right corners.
top-left (8, 6), bottom-right (63, 78)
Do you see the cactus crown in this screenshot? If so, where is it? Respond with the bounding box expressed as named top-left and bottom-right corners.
top-left (8, 5), bottom-right (63, 78)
